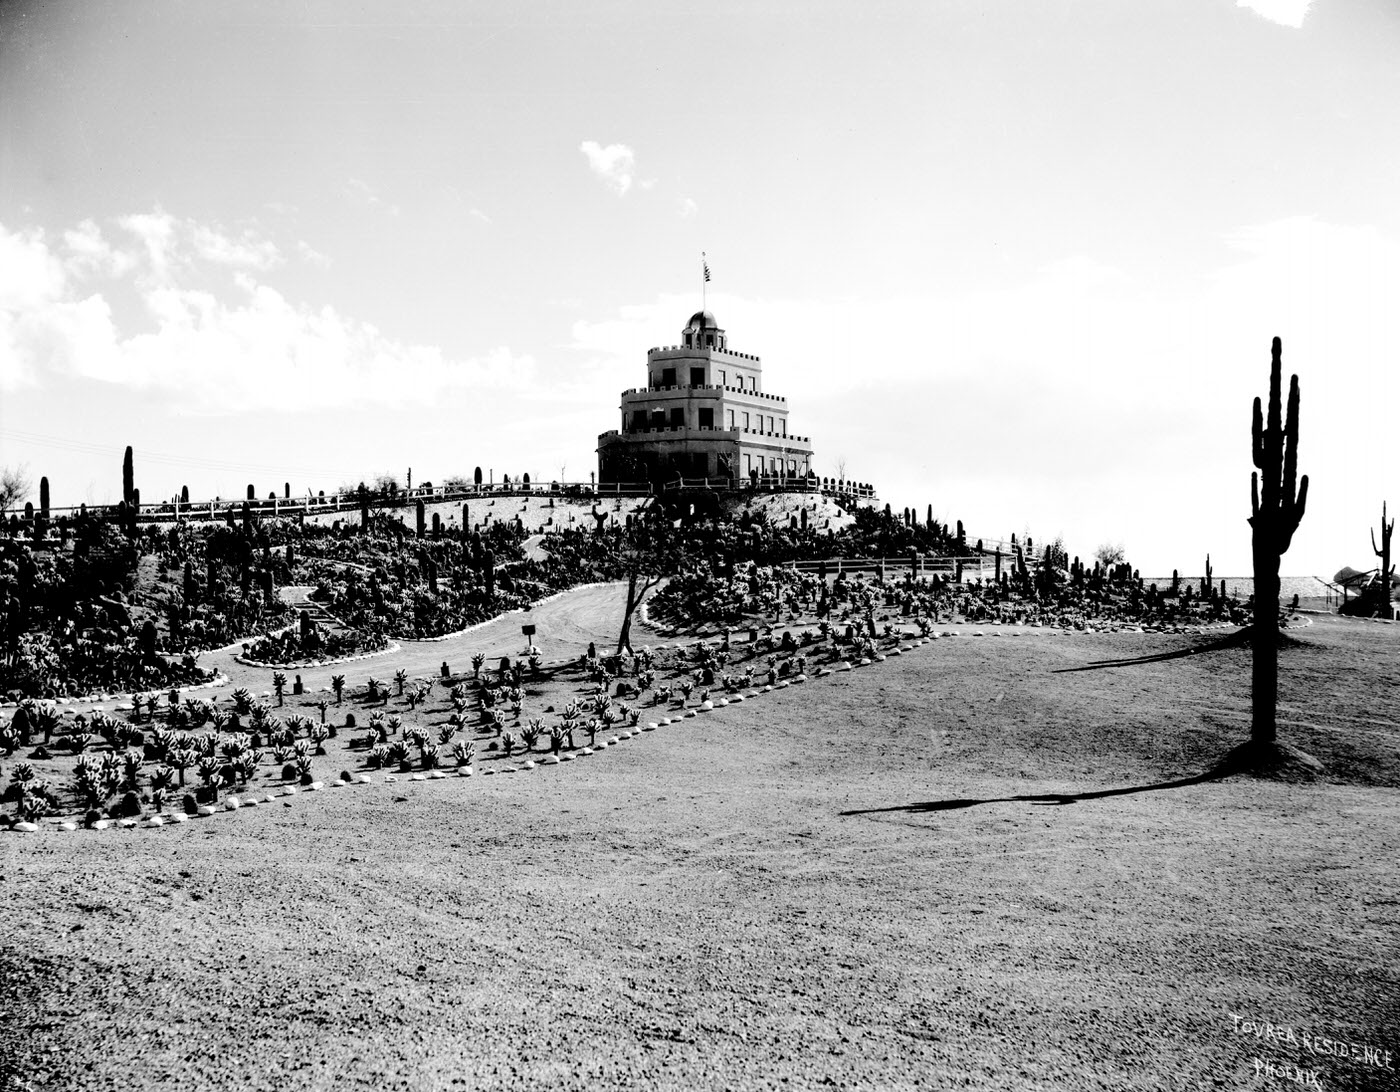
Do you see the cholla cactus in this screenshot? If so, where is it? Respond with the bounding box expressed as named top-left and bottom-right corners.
top-left (679, 680), bottom-right (694, 703)
top-left (419, 743), bottom-right (440, 770)
top-left (368, 712), bottom-right (388, 741)
top-left (292, 739), bottom-right (311, 760)
top-left (471, 652), bottom-right (485, 678)
top-left (285, 714), bottom-right (312, 738)
top-left (385, 739), bottom-right (411, 770)
top-left (72, 756), bottom-right (106, 809)
top-left (438, 722), bottom-right (458, 745)
top-left (366, 744), bottom-right (389, 769)
top-left (548, 725), bottom-right (565, 754)
top-left (197, 757), bottom-right (222, 795)
top-left (521, 719), bottom-right (543, 752)
top-left (238, 753), bottom-right (260, 785)
top-left (394, 669), bottom-right (408, 696)
top-left (271, 672), bottom-right (287, 706)
top-left (15, 778), bottom-right (57, 822)
top-left (148, 724), bottom-right (175, 760)
top-left (167, 741), bottom-right (196, 784)
top-left (271, 745), bottom-right (294, 765)
top-left (331, 675), bottom-right (346, 704)
top-left (230, 688), bottom-right (253, 716)
top-left (294, 755), bottom-right (314, 781)
top-left (451, 740), bottom-right (475, 767)
top-left (309, 722), bottom-right (329, 753)
top-left (386, 714), bottom-right (404, 737)
top-left (315, 698), bottom-right (330, 725)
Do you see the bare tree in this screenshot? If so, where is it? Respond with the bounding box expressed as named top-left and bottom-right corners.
top-left (0, 465), bottom-right (31, 512)
top-left (1094, 542), bottom-right (1125, 569)
top-left (614, 503), bottom-right (681, 656)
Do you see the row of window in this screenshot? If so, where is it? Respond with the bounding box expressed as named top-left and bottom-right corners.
top-left (627, 407), bottom-right (786, 434)
top-left (651, 366), bottom-right (757, 391)
top-left (745, 453), bottom-right (801, 475)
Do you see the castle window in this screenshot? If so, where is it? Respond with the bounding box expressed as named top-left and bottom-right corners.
top-left (698, 408), bottom-right (714, 429)
top-left (651, 409), bottom-right (665, 428)
top-left (727, 409), bottom-right (734, 429)
top-left (718, 370), bottom-right (726, 386)
top-left (690, 367), bottom-right (705, 387)
top-left (743, 412), bottom-right (750, 429)
top-left (661, 367), bottom-right (676, 387)
top-left (670, 407), bottom-right (685, 428)
top-left (632, 410), bottom-right (647, 431)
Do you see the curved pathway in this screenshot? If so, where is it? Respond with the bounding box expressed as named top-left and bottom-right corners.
top-left (205, 582), bottom-right (637, 695)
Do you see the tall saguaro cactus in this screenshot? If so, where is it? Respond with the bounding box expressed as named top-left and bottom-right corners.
top-left (1372, 501), bottom-right (1395, 619)
top-left (1248, 336), bottom-right (1309, 745)
top-left (122, 446), bottom-right (134, 504)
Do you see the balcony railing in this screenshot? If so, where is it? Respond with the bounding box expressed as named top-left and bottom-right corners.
top-left (620, 384), bottom-right (786, 403)
top-left (608, 424), bottom-right (812, 444)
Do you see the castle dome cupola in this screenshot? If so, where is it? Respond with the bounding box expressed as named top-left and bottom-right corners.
top-left (683, 310), bottom-right (726, 350)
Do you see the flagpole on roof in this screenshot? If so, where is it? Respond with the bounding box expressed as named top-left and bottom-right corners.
top-left (701, 251), bottom-right (707, 311)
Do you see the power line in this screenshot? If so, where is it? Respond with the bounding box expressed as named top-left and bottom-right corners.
top-left (0, 427), bottom-right (371, 482)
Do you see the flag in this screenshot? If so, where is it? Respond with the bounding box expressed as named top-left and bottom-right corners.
top-left (703, 254), bottom-right (711, 282)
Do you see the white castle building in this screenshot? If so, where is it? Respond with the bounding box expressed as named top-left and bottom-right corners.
top-left (597, 310), bottom-right (815, 487)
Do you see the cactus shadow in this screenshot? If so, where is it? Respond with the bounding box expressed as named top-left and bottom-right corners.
top-left (839, 770), bottom-right (1228, 816)
top-left (1051, 628), bottom-right (1252, 673)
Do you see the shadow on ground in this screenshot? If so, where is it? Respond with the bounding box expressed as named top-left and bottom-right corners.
top-left (839, 771), bottom-right (1227, 815)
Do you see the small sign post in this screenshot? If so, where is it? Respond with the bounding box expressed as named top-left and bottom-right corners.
top-left (521, 623), bottom-right (536, 652)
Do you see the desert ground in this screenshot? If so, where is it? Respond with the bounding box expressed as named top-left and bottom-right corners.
top-left (2, 589), bottom-right (1397, 1092)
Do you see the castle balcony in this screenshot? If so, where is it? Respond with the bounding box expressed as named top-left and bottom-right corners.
top-left (620, 383), bottom-right (787, 404)
top-left (605, 424), bottom-right (812, 445)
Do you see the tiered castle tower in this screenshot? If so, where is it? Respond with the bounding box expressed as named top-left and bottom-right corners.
top-left (597, 310), bottom-right (814, 486)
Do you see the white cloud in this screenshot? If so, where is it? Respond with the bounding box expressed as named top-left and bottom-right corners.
top-left (189, 222), bottom-right (281, 270)
top-left (579, 140), bottom-right (637, 196)
top-left (678, 197), bottom-right (699, 219)
top-left (62, 219), bottom-right (136, 279)
top-left (345, 178), bottom-right (400, 216)
top-left (1236, 0), bottom-right (1311, 27)
top-left (106, 209), bottom-right (281, 285)
top-left (297, 240), bottom-right (332, 268)
top-left (0, 214), bottom-right (541, 413)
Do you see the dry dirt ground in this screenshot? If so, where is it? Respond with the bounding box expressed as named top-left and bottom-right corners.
top-left (2, 607), bottom-right (1397, 1092)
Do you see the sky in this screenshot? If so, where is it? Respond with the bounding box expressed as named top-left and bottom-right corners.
top-left (1, 0), bottom-right (1396, 577)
